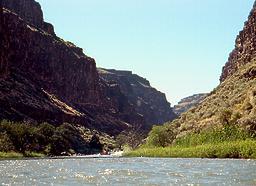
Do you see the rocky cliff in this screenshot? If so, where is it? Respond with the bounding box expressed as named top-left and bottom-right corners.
top-left (173, 94), bottom-right (208, 116)
top-left (2, 0), bottom-right (55, 35)
top-left (220, 2), bottom-right (256, 82)
top-left (0, 0), bottom-right (146, 138)
top-left (98, 68), bottom-right (177, 126)
top-left (1, 0), bottom-right (175, 138)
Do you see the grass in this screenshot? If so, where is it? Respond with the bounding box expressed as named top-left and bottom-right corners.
top-left (125, 126), bottom-right (256, 159)
top-left (23, 151), bottom-right (45, 158)
top-left (125, 140), bottom-right (256, 159)
top-left (0, 152), bottom-right (23, 159)
top-left (0, 151), bottom-right (45, 159)
top-left (174, 125), bottom-right (253, 147)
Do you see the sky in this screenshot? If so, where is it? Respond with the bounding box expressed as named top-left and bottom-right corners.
top-left (37, 0), bottom-right (255, 105)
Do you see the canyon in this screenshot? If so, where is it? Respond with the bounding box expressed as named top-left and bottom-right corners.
top-left (0, 0), bottom-right (176, 154)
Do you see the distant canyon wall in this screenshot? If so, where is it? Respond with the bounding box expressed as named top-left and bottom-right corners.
top-left (173, 94), bottom-right (208, 116)
top-left (98, 68), bottom-right (177, 126)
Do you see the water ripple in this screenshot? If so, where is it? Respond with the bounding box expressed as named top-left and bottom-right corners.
top-left (0, 158), bottom-right (255, 185)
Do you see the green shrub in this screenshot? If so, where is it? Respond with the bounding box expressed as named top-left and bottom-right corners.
top-left (146, 125), bottom-right (175, 147)
top-left (0, 132), bottom-right (15, 152)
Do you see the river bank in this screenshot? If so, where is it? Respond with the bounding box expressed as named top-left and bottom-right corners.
top-left (0, 152), bottom-right (24, 159)
top-left (0, 152), bottom-right (46, 159)
top-left (0, 151), bottom-right (124, 160)
top-left (125, 140), bottom-right (256, 159)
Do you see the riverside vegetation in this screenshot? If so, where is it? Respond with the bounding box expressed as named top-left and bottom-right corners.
top-left (0, 119), bottom-right (145, 158)
top-left (0, 120), bottom-right (117, 158)
top-left (125, 125), bottom-right (256, 158)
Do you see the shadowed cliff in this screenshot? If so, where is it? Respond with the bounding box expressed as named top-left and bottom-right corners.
top-left (98, 68), bottom-right (177, 127)
top-left (0, 0), bottom-right (146, 137)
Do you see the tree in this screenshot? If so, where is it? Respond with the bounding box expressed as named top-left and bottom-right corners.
top-left (146, 125), bottom-right (175, 147)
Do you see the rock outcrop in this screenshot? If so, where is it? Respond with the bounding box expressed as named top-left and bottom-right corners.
top-left (220, 2), bottom-right (256, 82)
top-left (2, 0), bottom-right (55, 35)
top-left (173, 94), bottom-right (208, 116)
top-left (0, 0), bottom-right (145, 136)
top-left (98, 68), bottom-right (177, 126)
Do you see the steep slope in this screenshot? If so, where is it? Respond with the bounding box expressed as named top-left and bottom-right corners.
top-left (98, 68), bottom-right (177, 126)
top-left (173, 61), bottom-right (256, 138)
top-left (0, 0), bottom-right (145, 137)
top-left (173, 94), bottom-right (208, 116)
top-left (166, 1), bottom-right (256, 139)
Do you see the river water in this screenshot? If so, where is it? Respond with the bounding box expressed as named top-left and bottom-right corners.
top-left (0, 157), bottom-right (256, 185)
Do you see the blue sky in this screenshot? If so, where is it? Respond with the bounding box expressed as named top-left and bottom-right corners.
top-left (37, 0), bottom-right (254, 105)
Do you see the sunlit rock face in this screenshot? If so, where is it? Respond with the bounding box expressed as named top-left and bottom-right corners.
top-left (220, 2), bottom-right (256, 82)
top-left (98, 68), bottom-right (177, 127)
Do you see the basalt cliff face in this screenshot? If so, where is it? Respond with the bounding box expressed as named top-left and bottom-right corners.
top-left (220, 2), bottom-right (256, 82)
top-left (173, 94), bottom-right (208, 116)
top-left (0, 0), bottom-right (146, 137)
top-left (2, 0), bottom-right (55, 35)
top-left (98, 68), bottom-right (177, 126)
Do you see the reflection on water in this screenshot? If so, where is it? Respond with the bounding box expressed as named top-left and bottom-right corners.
top-left (0, 157), bottom-right (256, 185)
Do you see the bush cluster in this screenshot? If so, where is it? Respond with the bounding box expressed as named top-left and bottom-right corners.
top-left (0, 120), bottom-right (101, 156)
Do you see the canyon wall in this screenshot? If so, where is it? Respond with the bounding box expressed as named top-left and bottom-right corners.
top-left (220, 2), bottom-right (256, 81)
top-left (1, 0), bottom-right (175, 138)
top-left (173, 94), bottom-right (208, 116)
top-left (1, 0), bottom-right (145, 136)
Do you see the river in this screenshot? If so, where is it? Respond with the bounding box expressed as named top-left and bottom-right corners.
top-left (0, 157), bottom-right (255, 185)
